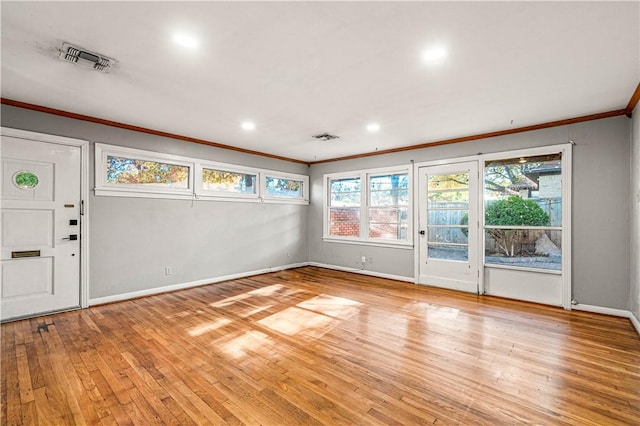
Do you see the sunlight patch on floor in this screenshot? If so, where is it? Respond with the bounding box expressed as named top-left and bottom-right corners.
top-left (406, 301), bottom-right (461, 320)
top-left (188, 317), bottom-right (232, 336)
top-left (298, 294), bottom-right (362, 319)
top-left (258, 306), bottom-right (336, 338)
top-left (218, 330), bottom-right (271, 359)
top-left (209, 292), bottom-right (251, 308)
top-left (258, 294), bottom-right (362, 339)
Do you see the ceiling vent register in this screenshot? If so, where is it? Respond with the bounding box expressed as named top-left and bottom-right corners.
top-left (59, 42), bottom-right (113, 72)
top-left (312, 133), bottom-right (340, 141)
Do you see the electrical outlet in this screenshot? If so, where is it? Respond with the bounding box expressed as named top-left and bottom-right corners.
top-left (165, 266), bottom-right (172, 275)
top-left (361, 256), bottom-right (367, 263)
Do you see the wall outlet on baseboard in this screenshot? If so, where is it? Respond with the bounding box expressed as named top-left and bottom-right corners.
top-left (357, 256), bottom-right (373, 264)
top-left (165, 266), bottom-right (172, 275)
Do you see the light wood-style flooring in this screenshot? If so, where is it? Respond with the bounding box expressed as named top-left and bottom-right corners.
top-left (2, 266), bottom-right (640, 425)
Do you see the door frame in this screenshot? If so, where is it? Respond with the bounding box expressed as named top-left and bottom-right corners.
top-left (416, 160), bottom-right (480, 293)
top-left (413, 154), bottom-right (482, 292)
top-left (1, 127), bottom-right (90, 309)
top-left (413, 143), bottom-right (572, 309)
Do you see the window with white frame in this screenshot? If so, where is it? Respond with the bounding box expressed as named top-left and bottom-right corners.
top-left (95, 145), bottom-right (194, 198)
top-left (197, 162), bottom-right (259, 200)
top-left (483, 153), bottom-right (563, 271)
top-left (262, 173), bottom-right (309, 203)
top-left (324, 167), bottom-right (411, 246)
top-left (95, 144), bottom-right (308, 204)
top-left (328, 176), bottom-right (361, 237)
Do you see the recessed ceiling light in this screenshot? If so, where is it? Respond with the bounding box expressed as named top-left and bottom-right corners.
top-left (241, 121), bottom-right (256, 131)
top-left (366, 123), bottom-right (381, 133)
top-left (422, 47), bottom-right (447, 64)
top-left (173, 33), bottom-right (198, 49)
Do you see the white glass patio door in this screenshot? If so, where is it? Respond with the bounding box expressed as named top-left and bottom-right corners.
top-left (418, 161), bottom-right (479, 293)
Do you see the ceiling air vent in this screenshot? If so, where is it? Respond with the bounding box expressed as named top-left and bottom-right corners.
top-left (312, 133), bottom-right (340, 141)
top-left (59, 42), bottom-right (114, 72)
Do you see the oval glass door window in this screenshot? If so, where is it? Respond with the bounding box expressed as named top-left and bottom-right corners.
top-left (13, 171), bottom-right (39, 189)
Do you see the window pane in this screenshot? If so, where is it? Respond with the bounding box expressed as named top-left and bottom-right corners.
top-left (370, 174), bottom-right (409, 191)
top-left (368, 173), bottom-right (409, 241)
top-left (370, 174), bottom-right (408, 206)
top-left (107, 155), bottom-right (189, 188)
top-left (368, 208), bottom-right (408, 240)
top-left (428, 174), bottom-right (468, 191)
top-left (427, 227), bottom-right (468, 245)
top-left (330, 178), bottom-right (360, 207)
top-left (202, 168), bottom-right (256, 194)
top-left (329, 208), bottom-right (360, 237)
top-left (483, 153), bottom-right (562, 270)
top-left (484, 154), bottom-right (561, 226)
top-left (428, 190), bottom-right (469, 204)
top-left (427, 208), bottom-right (468, 226)
top-left (265, 177), bottom-right (304, 198)
top-left (370, 189), bottom-right (409, 206)
top-left (428, 244), bottom-right (469, 261)
top-left (485, 229), bottom-right (561, 271)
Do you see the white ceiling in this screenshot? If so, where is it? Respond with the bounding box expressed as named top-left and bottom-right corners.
top-left (1, 1), bottom-right (638, 163)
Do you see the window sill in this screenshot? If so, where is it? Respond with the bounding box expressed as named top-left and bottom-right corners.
top-left (95, 189), bottom-right (310, 205)
top-left (322, 237), bottom-right (414, 249)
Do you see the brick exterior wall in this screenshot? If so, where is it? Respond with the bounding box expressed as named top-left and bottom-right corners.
top-left (330, 208), bottom-right (406, 239)
top-left (329, 208), bottom-right (360, 237)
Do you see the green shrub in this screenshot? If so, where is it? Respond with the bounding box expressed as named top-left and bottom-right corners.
top-left (485, 196), bottom-right (550, 227)
top-left (459, 196), bottom-right (550, 256)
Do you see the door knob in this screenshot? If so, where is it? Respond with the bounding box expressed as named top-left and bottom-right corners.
top-left (419, 230), bottom-right (426, 235)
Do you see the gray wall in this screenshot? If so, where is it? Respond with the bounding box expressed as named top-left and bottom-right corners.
top-left (1, 105), bottom-right (309, 299)
top-left (631, 105), bottom-right (640, 322)
top-left (309, 116), bottom-right (632, 310)
top-left (2, 105), bottom-right (633, 312)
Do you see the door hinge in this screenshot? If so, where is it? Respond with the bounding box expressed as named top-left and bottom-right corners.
top-left (80, 200), bottom-right (85, 216)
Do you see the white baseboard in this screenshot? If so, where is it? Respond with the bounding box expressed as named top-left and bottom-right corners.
top-left (630, 312), bottom-right (640, 336)
top-left (572, 303), bottom-right (630, 317)
top-left (88, 262), bottom-right (309, 306)
top-left (573, 303), bottom-right (640, 336)
top-left (308, 262), bottom-right (414, 283)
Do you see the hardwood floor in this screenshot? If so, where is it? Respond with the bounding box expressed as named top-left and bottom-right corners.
top-left (2, 266), bottom-right (639, 425)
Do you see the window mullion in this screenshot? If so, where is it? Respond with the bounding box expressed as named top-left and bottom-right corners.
top-left (361, 172), bottom-right (368, 240)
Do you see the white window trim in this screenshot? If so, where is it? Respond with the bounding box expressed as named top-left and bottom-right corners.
top-left (261, 170), bottom-right (310, 204)
top-left (323, 165), bottom-right (413, 247)
top-left (481, 143), bottom-right (572, 308)
top-left (412, 143), bottom-right (570, 306)
top-left (94, 143), bottom-right (309, 205)
top-left (197, 161), bottom-right (260, 201)
top-left (95, 144), bottom-right (195, 198)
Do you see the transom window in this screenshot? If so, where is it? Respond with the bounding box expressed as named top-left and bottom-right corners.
top-left (95, 144), bottom-right (308, 204)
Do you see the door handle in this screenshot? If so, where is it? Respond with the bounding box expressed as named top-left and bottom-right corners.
top-left (419, 230), bottom-right (426, 235)
top-left (62, 234), bottom-right (78, 241)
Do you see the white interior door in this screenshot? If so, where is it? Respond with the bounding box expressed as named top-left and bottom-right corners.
top-left (418, 161), bottom-right (479, 293)
top-left (1, 136), bottom-right (81, 321)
